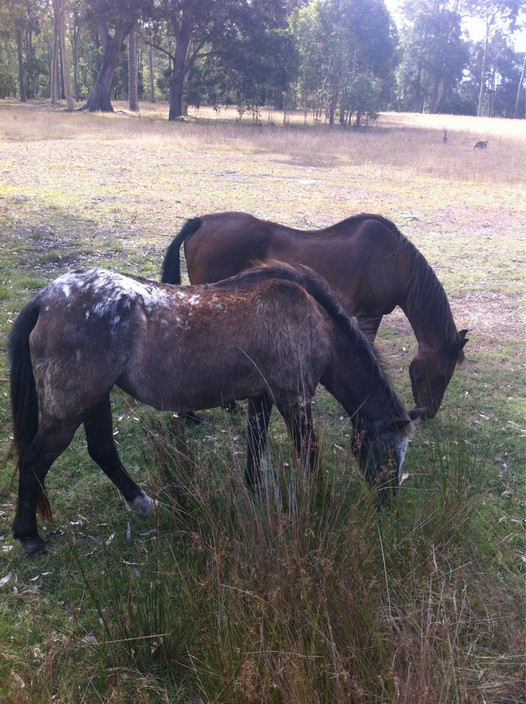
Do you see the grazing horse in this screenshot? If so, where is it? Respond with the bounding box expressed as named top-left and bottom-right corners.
top-left (162, 212), bottom-right (468, 417)
top-left (9, 264), bottom-right (420, 555)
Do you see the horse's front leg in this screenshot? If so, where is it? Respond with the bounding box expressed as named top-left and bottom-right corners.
top-left (246, 394), bottom-right (273, 493)
top-left (277, 398), bottom-right (319, 475)
top-left (13, 421), bottom-right (79, 555)
top-left (83, 396), bottom-right (156, 516)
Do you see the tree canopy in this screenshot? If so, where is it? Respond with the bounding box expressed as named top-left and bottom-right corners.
top-left (0, 0), bottom-right (523, 120)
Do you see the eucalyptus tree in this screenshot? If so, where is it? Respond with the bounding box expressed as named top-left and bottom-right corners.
top-left (81, 0), bottom-right (145, 111)
top-left (396, 0), bottom-right (469, 113)
top-left (462, 0), bottom-right (522, 115)
top-left (0, 1), bottom-right (18, 98)
top-left (7, 0), bottom-right (30, 101)
top-left (1, 0), bottom-right (47, 101)
top-left (291, 0), bottom-right (396, 125)
top-left (51, 0), bottom-right (73, 109)
top-left (289, 3), bottom-right (326, 119)
top-left (199, 3), bottom-right (299, 116)
top-left (142, 0), bottom-right (298, 120)
top-left (466, 28), bottom-right (525, 117)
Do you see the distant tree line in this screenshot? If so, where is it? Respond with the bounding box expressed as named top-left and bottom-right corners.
top-left (0, 0), bottom-right (524, 121)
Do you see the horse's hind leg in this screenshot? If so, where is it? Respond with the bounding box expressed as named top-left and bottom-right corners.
top-left (246, 394), bottom-right (273, 492)
top-left (277, 399), bottom-right (319, 474)
top-left (83, 396), bottom-right (156, 516)
top-left (13, 420), bottom-right (80, 555)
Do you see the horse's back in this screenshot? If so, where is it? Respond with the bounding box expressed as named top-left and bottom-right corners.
top-left (185, 212), bottom-right (410, 316)
top-left (27, 270), bottom-right (150, 417)
top-left (118, 276), bottom-right (334, 411)
top-left (185, 212), bottom-right (273, 284)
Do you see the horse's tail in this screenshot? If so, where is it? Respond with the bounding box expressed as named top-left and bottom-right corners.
top-left (8, 299), bottom-right (52, 521)
top-left (161, 217), bottom-right (202, 284)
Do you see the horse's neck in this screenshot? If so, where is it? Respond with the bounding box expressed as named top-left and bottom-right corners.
top-left (324, 343), bottom-right (404, 425)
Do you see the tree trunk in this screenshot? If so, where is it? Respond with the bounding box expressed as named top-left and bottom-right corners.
top-left (514, 52), bottom-right (526, 119)
top-left (51, 17), bottom-right (60, 103)
top-left (26, 24), bottom-right (36, 99)
top-left (55, 0), bottom-right (73, 111)
top-left (15, 23), bottom-right (26, 102)
top-left (72, 5), bottom-right (81, 101)
top-left (58, 0), bottom-right (73, 112)
top-left (328, 88), bottom-right (337, 125)
top-left (168, 13), bottom-right (194, 120)
top-left (73, 26), bottom-right (79, 101)
top-left (429, 80), bottom-right (440, 114)
top-left (128, 30), bottom-right (138, 111)
top-left (354, 110), bottom-right (361, 129)
top-left (477, 25), bottom-right (489, 117)
top-left (148, 43), bottom-right (155, 102)
top-left (81, 22), bottom-right (129, 112)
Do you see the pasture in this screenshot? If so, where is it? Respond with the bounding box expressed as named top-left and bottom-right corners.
top-left (0, 101), bottom-right (524, 703)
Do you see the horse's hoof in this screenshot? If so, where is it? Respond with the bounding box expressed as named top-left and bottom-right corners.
top-left (22, 536), bottom-right (47, 556)
top-left (126, 494), bottom-right (158, 517)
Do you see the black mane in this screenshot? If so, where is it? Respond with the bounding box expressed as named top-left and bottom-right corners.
top-left (210, 262), bottom-right (408, 420)
top-left (347, 214), bottom-right (461, 355)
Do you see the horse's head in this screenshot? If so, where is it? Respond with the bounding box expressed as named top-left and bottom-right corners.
top-left (409, 329), bottom-right (468, 418)
top-left (351, 413), bottom-right (421, 504)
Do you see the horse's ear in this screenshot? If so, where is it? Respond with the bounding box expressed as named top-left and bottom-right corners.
top-left (458, 329), bottom-right (468, 348)
top-left (386, 417), bottom-right (412, 432)
top-left (453, 329), bottom-right (469, 362)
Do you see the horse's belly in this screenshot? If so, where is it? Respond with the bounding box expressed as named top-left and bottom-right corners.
top-left (117, 341), bottom-right (323, 414)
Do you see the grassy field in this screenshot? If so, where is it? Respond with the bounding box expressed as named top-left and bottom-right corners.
top-left (0, 100), bottom-right (524, 703)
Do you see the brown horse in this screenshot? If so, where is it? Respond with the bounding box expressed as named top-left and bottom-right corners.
top-left (162, 212), bottom-right (468, 417)
top-left (9, 264), bottom-right (420, 555)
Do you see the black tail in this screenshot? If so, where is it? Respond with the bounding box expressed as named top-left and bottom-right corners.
top-left (8, 299), bottom-right (52, 521)
top-left (8, 299), bottom-right (40, 455)
top-left (161, 217), bottom-right (202, 284)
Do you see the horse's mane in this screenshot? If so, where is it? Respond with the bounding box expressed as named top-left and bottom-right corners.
top-left (210, 261), bottom-right (408, 419)
top-left (344, 214), bottom-right (463, 358)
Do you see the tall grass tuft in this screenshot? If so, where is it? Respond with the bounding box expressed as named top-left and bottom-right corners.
top-left (66, 409), bottom-right (524, 703)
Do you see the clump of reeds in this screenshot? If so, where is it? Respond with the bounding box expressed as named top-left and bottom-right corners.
top-left (62, 409), bottom-right (524, 703)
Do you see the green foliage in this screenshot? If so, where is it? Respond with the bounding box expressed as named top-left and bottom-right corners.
top-left (0, 33), bottom-right (17, 98)
top-left (291, 0), bottom-right (396, 125)
top-left (467, 30), bottom-right (526, 118)
top-left (395, 0), bottom-right (470, 114)
top-left (0, 0), bottom-right (524, 118)
top-left (188, 25), bottom-right (299, 115)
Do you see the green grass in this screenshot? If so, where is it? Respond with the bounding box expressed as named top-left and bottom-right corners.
top-left (0, 101), bottom-right (524, 703)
